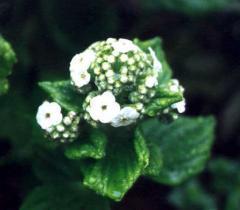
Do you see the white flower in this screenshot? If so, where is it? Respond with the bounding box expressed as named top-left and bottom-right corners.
top-left (169, 79), bottom-right (180, 92)
top-left (70, 70), bottom-right (91, 88)
top-left (69, 49), bottom-right (95, 88)
top-left (145, 75), bottom-right (158, 88)
top-left (149, 47), bottom-right (162, 72)
top-left (70, 49), bottom-right (95, 73)
top-left (88, 91), bottom-right (120, 123)
top-left (112, 38), bottom-right (139, 53)
top-left (36, 101), bottom-right (63, 130)
top-left (171, 100), bottom-right (186, 113)
top-left (111, 107), bottom-right (140, 127)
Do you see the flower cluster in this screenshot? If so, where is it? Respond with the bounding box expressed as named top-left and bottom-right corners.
top-left (36, 38), bottom-right (185, 142)
top-left (36, 101), bottom-right (80, 143)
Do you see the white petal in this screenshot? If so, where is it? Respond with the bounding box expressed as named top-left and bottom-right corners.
top-left (149, 47), bottom-right (162, 72)
top-left (145, 76), bottom-right (158, 88)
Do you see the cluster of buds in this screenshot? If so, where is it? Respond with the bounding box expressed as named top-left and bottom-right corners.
top-left (36, 38), bottom-right (185, 142)
top-left (36, 101), bottom-right (80, 143)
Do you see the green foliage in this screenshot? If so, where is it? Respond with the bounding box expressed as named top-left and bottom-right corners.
top-left (139, 0), bottom-right (239, 15)
top-left (134, 37), bottom-right (172, 84)
top-left (81, 128), bottom-right (149, 201)
top-left (39, 80), bottom-right (84, 112)
top-left (64, 128), bottom-right (107, 160)
top-left (141, 116), bottom-right (215, 185)
top-left (145, 85), bottom-right (184, 117)
top-left (0, 35), bottom-right (16, 95)
top-left (169, 158), bottom-right (240, 210)
top-left (168, 179), bottom-right (217, 210)
top-left (20, 183), bottom-right (110, 210)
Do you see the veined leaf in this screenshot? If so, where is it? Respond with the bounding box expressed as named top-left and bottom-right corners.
top-left (39, 80), bottom-right (84, 112)
top-left (82, 128), bottom-right (149, 201)
top-left (20, 183), bottom-right (110, 210)
top-left (134, 37), bottom-right (172, 84)
top-left (64, 128), bottom-right (107, 160)
top-left (141, 116), bottom-right (215, 185)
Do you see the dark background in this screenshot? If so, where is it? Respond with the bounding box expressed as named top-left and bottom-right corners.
top-left (0, 0), bottom-right (240, 209)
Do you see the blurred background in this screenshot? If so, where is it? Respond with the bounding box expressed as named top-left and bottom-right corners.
top-left (0, 0), bottom-right (240, 209)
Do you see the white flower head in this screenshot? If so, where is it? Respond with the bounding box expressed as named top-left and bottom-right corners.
top-left (112, 38), bottom-right (140, 53)
top-left (149, 47), bottom-right (162, 72)
top-left (145, 75), bottom-right (158, 88)
top-left (69, 49), bottom-right (95, 88)
top-left (36, 101), bottom-right (63, 130)
top-left (171, 100), bottom-right (186, 113)
top-left (88, 91), bottom-right (120, 123)
top-left (111, 107), bottom-right (140, 127)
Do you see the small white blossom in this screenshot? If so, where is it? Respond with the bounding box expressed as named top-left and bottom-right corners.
top-left (88, 91), bottom-right (120, 123)
top-left (112, 38), bottom-right (139, 53)
top-left (36, 101), bottom-right (63, 130)
top-left (70, 49), bottom-right (95, 88)
top-left (145, 75), bottom-right (158, 88)
top-left (169, 79), bottom-right (180, 92)
top-left (70, 49), bottom-right (95, 73)
top-left (149, 47), bottom-right (162, 72)
top-left (111, 107), bottom-right (140, 127)
top-left (171, 100), bottom-right (186, 113)
top-left (70, 70), bottom-right (91, 88)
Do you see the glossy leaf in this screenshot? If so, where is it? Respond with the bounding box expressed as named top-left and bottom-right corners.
top-left (64, 128), bottom-right (107, 160)
top-left (20, 183), bottom-right (110, 210)
top-left (141, 116), bottom-right (215, 185)
top-left (82, 128), bottom-right (149, 201)
top-left (39, 80), bottom-right (83, 112)
top-left (134, 37), bottom-right (172, 84)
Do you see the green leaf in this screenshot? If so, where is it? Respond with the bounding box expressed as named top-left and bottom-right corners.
top-left (0, 79), bottom-right (9, 95)
top-left (82, 128), bottom-right (149, 201)
top-left (0, 35), bottom-right (17, 79)
top-left (141, 116), bottom-right (215, 185)
top-left (65, 128), bottom-right (107, 160)
top-left (145, 86), bottom-right (183, 117)
top-left (39, 80), bottom-right (84, 112)
top-left (208, 158), bottom-right (240, 194)
top-left (225, 190), bottom-right (240, 210)
top-left (134, 37), bottom-right (172, 84)
top-left (20, 183), bottom-right (110, 210)
top-left (168, 179), bottom-right (217, 210)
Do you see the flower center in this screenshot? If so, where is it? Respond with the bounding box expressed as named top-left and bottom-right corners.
top-left (45, 113), bottom-right (51, 118)
top-left (101, 105), bottom-right (107, 110)
top-left (80, 73), bottom-right (86, 79)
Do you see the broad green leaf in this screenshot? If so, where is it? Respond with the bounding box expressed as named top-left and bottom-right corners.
top-left (0, 35), bottom-right (16, 79)
top-left (141, 116), bottom-right (215, 185)
top-left (143, 142), bottom-right (163, 176)
top-left (39, 80), bottom-right (84, 112)
top-left (134, 37), bottom-right (172, 84)
top-left (0, 79), bottom-right (9, 95)
top-left (65, 128), bottom-right (107, 160)
top-left (20, 183), bottom-right (110, 210)
top-left (82, 128), bottom-right (149, 201)
top-left (168, 179), bottom-right (217, 210)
